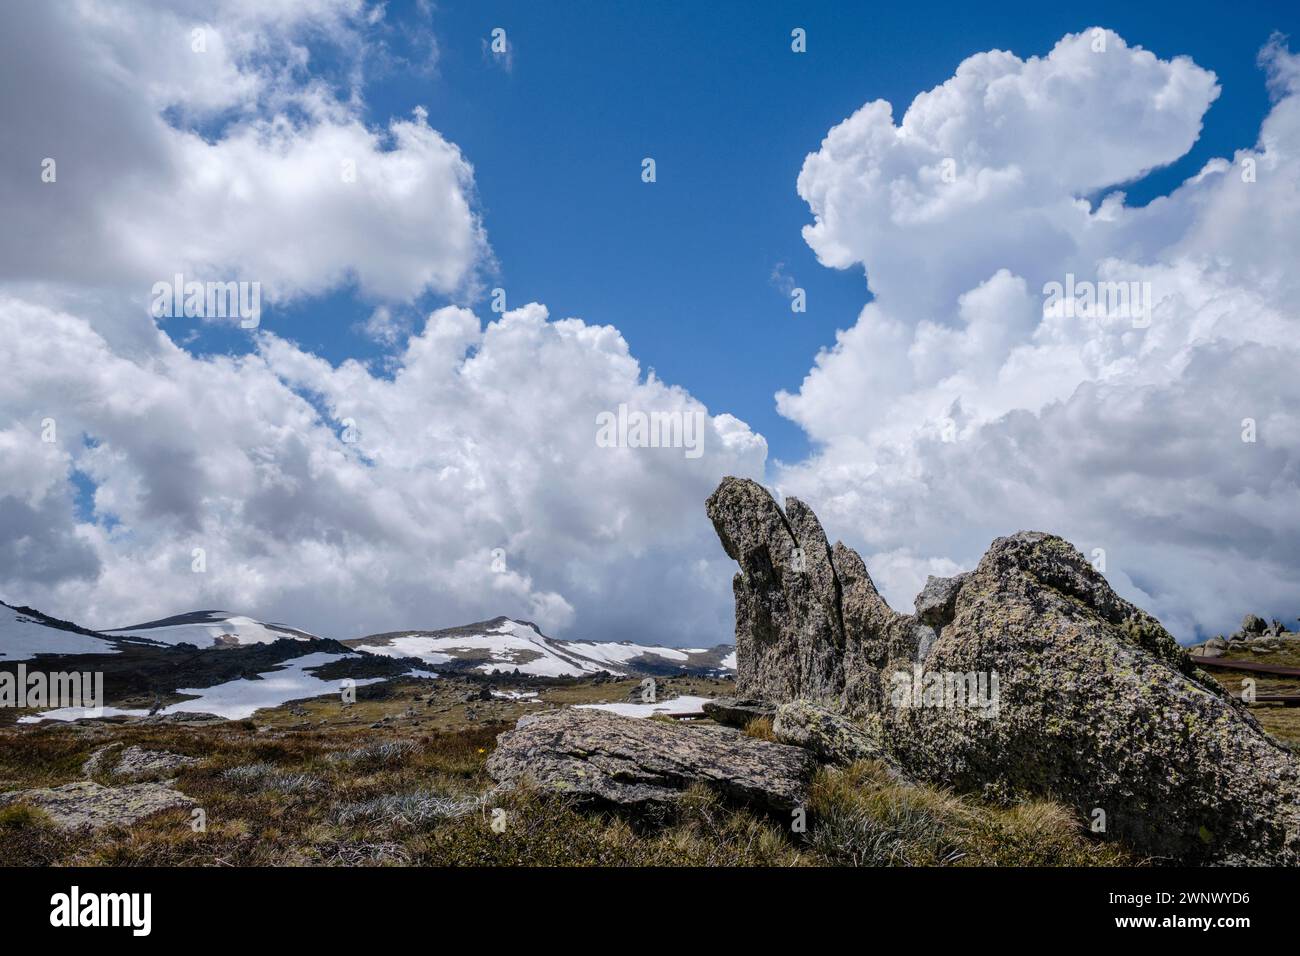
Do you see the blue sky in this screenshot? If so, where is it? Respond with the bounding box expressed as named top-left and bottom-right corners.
top-left (183, 0), bottom-right (1296, 463)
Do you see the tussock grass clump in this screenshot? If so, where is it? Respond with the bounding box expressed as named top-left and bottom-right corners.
top-left (646, 783), bottom-right (800, 865)
top-left (807, 761), bottom-right (1134, 866)
top-left (334, 789), bottom-right (479, 828)
top-left (741, 717), bottom-right (776, 741)
top-left (0, 802), bottom-right (75, 866)
top-left (808, 762), bottom-right (965, 865)
top-left (328, 740), bottom-right (419, 770)
top-left (316, 839), bottom-right (413, 866)
top-left (417, 783), bottom-right (636, 866)
top-left (0, 731), bottom-right (99, 788)
top-left (220, 762), bottom-right (323, 794)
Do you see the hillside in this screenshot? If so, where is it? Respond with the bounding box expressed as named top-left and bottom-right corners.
top-left (104, 611), bottom-right (320, 649)
top-left (0, 602), bottom-right (734, 725)
top-left (346, 615), bottom-right (734, 679)
top-left (0, 602), bottom-right (146, 660)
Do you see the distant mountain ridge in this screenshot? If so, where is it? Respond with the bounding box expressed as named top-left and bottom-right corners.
top-left (346, 615), bottom-right (736, 678)
top-left (0, 602), bottom-right (736, 678)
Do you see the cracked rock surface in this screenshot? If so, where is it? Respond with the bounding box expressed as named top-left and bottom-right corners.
top-left (487, 707), bottom-right (815, 812)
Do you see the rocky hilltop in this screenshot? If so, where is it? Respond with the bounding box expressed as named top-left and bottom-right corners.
top-left (705, 476), bottom-right (1300, 865)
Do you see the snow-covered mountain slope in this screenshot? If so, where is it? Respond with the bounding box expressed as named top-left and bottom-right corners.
top-left (103, 610), bottom-right (318, 649)
top-left (5, 599), bottom-right (734, 679)
top-left (0, 601), bottom-right (128, 660)
top-left (347, 616), bottom-right (735, 678)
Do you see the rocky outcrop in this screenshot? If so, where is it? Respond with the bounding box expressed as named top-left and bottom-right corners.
top-left (486, 708), bottom-right (815, 812)
top-left (914, 573), bottom-right (967, 627)
top-left (701, 697), bottom-right (775, 729)
top-left (0, 781), bottom-right (192, 830)
top-left (705, 478), bottom-right (846, 703)
top-left (1190, 635), bottom-right (1228, 659)
top-left (1191, 614), bottom-right (1298, 657)
top-left (707, 476), bottom-right (1300, 864)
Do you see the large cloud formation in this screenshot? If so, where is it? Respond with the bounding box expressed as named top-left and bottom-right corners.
top-left (0, 1), bottom-right (765, 642)
top-left (778, 29), bottom-right (1300, 640)
top-left (0, 297), bottom-right (764, 640)
top-left (3, 11), bottom-right (1297, 647)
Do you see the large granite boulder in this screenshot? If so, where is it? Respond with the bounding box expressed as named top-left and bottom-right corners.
top-left (486, 708), bottom-right (815, 812)
top-left (706, 476), bottom-right (1300, 864)
top-left (1242, 614), bottom-right (1268, 636)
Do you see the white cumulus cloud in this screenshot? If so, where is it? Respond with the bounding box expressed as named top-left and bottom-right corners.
top-left (776, 29), bottom-right (1300, 640)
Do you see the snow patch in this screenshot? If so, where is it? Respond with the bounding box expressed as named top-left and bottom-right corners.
top-left (22, 652), bottom-right (380, 722)
top-left (104, 613), bottom-right (315, 649)
top-left (576, 695), bottom-right (712, 718)
top-left (564, 641), bottom-right (690, 666)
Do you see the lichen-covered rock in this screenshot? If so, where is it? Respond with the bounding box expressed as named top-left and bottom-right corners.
top-left (112, 746), bottom-right (201, 780)
top-left (772, 699), bottom-right (885, 766)
top-left (486, 708), bottom-right (815, 812)
top-left (701, 697), bottom-right (775, 728)
top-left (705, 478), bottom-right (844, 703)
top-left (82, 745), bottom-right (201, 780)
top-left (0, 781), bottom-right (192, 830)
top-left (707, 475), bottom-right (1300, 864)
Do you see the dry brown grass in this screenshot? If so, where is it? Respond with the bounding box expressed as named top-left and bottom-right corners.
top-left (0, 687), bottom-right (1136, 868)
top-left (805, 761), bottom-right (1135, 866)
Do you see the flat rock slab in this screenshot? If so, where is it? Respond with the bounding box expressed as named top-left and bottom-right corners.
top-left (701, 697), bottom-right (776, 728)
top-left (487, 708), bottom-right (815, 812)
top-left (112, 746), bottom-right (201, 779)
top-left (0, 781), bottom-right (193, 830)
